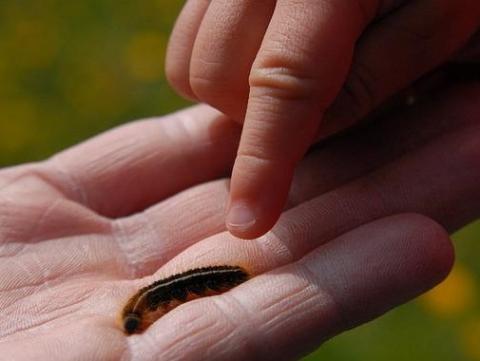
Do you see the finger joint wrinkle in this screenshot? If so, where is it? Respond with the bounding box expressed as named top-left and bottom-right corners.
top-left (249, 66), bottom-right (318, 101)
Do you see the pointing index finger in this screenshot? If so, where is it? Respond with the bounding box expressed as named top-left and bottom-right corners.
top-left (226, 0), bottom-right (375, 238)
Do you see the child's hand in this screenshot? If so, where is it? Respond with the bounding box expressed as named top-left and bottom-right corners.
top-left (165, 0), bottom-right (480, 239)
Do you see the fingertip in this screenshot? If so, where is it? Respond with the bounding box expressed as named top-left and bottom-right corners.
top-left (164, 0), bottom-right (210, 101)
top-left (225, 202), bottom-right (258, 239)
top-left (164, 58), bottom-right (198, 101)
top-left (165, 34), bottom-right (199, 101)
top-left (372, 213), bottom-right (455, 294)
top-left (404, 213), bottom-right (455, 285)
top-left (226, 156), bottom-right (294, 240)
top-left (225, 201), bottom-right (280, 240)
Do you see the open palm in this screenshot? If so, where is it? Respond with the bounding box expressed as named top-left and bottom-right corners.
top-left (1, 82), bottom-right (479, 360)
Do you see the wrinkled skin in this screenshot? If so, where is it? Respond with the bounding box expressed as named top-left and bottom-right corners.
top-left (0, 81), bottom-right (479, 360)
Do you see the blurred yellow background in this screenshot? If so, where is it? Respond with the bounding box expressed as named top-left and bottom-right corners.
top-left (0, 1), bottom-right (478, 360)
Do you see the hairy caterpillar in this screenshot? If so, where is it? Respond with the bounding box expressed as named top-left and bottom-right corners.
top-left (121, 265), bottom-right (249, 334)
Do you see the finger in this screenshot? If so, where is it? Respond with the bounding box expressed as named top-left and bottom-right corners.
top-left (227, 1), bottom-right (479, 238)
top-left (321, 0), bottom-right (480, 137)
top-left (165, 0), bottom-right (211, 100)
top-left (119, 90), bottom-right (476, 285)
top-left (45, 105), bottom-right (240, 217)
top-left (291, 82), bottom-right (480, 206)
top-left (188, 0), bottom-right (275, 120)
top-left (226, 0), bottom-right (375, 238)
top-left (114, 82), bottom-right (480, 276)
top-left (136, 214), bottom-right (452, 361)
top-left (454, 29), bottom-right (480, 62)
top-left (112, 179), bottom-right (231, 277)
top-left (0, 164), bottom-right (110, 244)
top-left (151, 114), bottom-right (479, 277)
top-left (138, 111), bottom-right (477, 276)
top-left (265, 113), bottom-right (478, 262)
top-left (186, 0), bottom-right (409, 121)
top-left (283, 125), bottom-right (480, 247)
top-left (118, 85), bottom-right (474, 337)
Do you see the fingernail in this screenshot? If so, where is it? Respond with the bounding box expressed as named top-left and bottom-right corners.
top-left (226, 203), bottom-right (256, 231)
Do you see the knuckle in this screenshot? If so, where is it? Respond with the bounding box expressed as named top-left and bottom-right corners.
top-left (189, 74), bottom-right (236, 112)
top-left (249, 65), bottom-right (318, 101)
top-left (236, 150), bottom-right (284, 168)
top-left (189, 69), bottom-right (215, 98)
top-left (189, 68), bottom-right (246, 120)
top-left (235, 150), bottom-right (297, 179)
top-left (189, 58), bottom-right (229, 100)
top-left (236, 123), bottom-right (304, 167)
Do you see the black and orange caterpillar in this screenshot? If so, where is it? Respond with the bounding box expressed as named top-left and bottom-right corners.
top-left (120, 265), bottom-right (249, 334)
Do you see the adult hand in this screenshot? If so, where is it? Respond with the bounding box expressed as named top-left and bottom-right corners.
top-left (165, 0), bottom-right (480, 239)
top-left (1, 81), bottom-right (479, 360)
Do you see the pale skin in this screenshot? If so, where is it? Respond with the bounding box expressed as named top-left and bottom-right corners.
top-left (166, 0), bottom-right (480, 239)
top-left (0, 82), bottom-right (479, 360)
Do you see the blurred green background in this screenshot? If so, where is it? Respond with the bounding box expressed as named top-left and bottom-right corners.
top-left (0, 1), bottom-right (478, 360)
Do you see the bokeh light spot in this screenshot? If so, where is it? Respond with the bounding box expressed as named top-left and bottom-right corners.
top-left (420, 263), bottom-right (476, 317)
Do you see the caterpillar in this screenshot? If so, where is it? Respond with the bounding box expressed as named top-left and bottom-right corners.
top-left (120, 265), bottom-right (249, 334)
